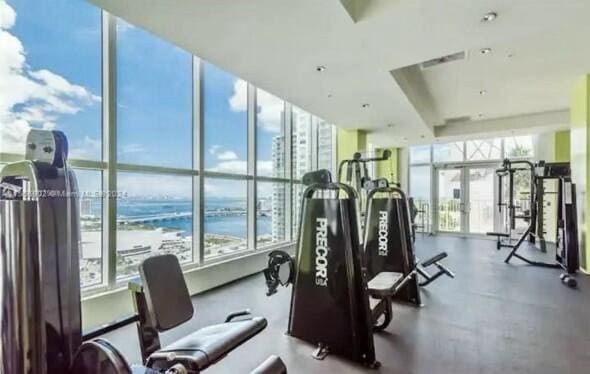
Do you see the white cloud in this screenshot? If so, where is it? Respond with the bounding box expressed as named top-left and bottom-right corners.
top-left (217, 150), bottom-right (238, 161)
top-left (204, 179), bottom-right (247, 199)
top-left (228, 82), bottom-right (283, 133)
top-left (256, 89), bottom-right (284, 133)
top-left (69, 136), bottom-right (101, 159)
top-left (228, 79), bottom-right (247, 112)
top-left (0, 0), bottom-right (15, 29)
top-left (210, 160), bottom-right (247, 175)
top-left (120, 143), bottom-right (145, 155)
top-left (0, 0), bottom-right (100, 154)
top-left (208, 145), bottom-right (221, 155)
top-left (257, 161), bottom-right (273, 176)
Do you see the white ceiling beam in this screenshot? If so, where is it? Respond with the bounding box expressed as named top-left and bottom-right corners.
top-left (434, 109), bottom-right (569, 140)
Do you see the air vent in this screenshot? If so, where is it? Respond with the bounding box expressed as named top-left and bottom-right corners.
top-left (444, 115), bottom-right (471, 124)
top-left (421, 51), bottom-right (467, 69)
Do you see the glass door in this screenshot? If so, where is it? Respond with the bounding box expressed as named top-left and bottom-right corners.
top-left (436, 168), bottom-right (463, 232)
top-left (436, 165), bottom-right (499, 234)
top-left (467, 167), bottom-right (496, 234)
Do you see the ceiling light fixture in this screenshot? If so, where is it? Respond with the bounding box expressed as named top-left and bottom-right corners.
top-left (362, 103), bottom-right (370, 108)
top-left (479, 90), bottom-right (487, 96)
top-left (316, 65), bottom-right (326, 72)
top-left (481, 11), bottom-right (497, 22)
top-left (480, 47), bottom-right (492, 55)
top-left (387, 123), bottom-right (395, 128)
top-left (327, 94), bottom-right (332, 98)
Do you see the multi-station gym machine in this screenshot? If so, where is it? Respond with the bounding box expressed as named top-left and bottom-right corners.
top-left (487, 158), bottom-right (580, 287)
top-left (0, 130), bottom-right (287, 374)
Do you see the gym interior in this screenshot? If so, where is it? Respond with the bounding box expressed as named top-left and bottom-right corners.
top-left (1, 1), bottom-right (590, 373)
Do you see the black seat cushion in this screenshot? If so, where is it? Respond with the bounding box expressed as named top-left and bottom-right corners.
top-left (147, 317), bottom-right (267, 371)
top-left (367, 271), bottom-right (403, 298)
top-left (421, 252), bottom-right (448, 267)
top-left (140, 254), bottom-right (194, 331)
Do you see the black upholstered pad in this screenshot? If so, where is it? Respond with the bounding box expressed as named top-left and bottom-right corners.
top-left (421, 251), bottom-right (448, 267)
top-left (139, 254), bottom-right (194, 331)
top-left (367, 271), bottom-right (403, 298)
top-left (147, 317), bottom-right (267, 371)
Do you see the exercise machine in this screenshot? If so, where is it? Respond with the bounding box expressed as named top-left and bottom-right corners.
top-left (366, 188), bottom-right (454, 290)
top-left (487, 159), bottom-right (541, 264)
top-left (0, 129), bottom-right (286, 374)
top-left (486, 158), bottom-right (580, 287)
top-left (264, 171), bottom-right (403, 368)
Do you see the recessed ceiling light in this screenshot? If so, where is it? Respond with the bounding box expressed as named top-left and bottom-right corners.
top-left (481, 12), bottom-right (497, 22)
top-left (480, 47), bottom-right (492, 55)
top-left (316, 65), bottom-right (326, 72)
top-left (479, 90), bottom-right (487, 96)
top-left (420, 135), bottom-right (425, 139)
top-left (387, 123), bottom-right (395, 128)
top-left (362, 103), bottom-right (370, 108)
top-left (327, 94), bottom-right (332, 98)
top-left (507, 53), bottom-right (514, 58)
top-left (478, 113), bottom-right (484, 118)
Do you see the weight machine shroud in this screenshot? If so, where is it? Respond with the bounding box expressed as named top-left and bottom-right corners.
top-left (364, 198), bottom-right (421, 305)
top-left (288, 195), bottom-right (376, 366)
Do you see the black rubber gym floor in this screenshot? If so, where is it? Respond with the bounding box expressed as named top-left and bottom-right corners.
top-left (105, 236), bottom-right (590, 373)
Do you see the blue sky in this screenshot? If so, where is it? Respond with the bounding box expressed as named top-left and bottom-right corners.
top-left (3, 0), bottom-right (281, 172)
top-left (2, 0), bottom-right (285, 196)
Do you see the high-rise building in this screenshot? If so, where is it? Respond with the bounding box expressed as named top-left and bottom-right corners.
top-left (271, 135), bottom-right (286, 242)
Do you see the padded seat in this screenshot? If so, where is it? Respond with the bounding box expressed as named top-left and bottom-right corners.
top-left (421, 252), bottom-right (448, 267)
top-left (367, 271), bottom-right (403, 298)
top-left (138, 254), bottom-right (268, 372)
top-left (148, 317), bottom-right (267, 371)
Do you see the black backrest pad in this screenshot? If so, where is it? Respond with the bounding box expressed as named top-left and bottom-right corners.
top-left (139, 254), bottom-right (194, 331)
top-left (364, 197), bottom-right (420, 304)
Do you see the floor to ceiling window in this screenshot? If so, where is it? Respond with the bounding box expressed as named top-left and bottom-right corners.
top-left (0, 1), bottom-right (337, 294)
top-left (0, 0), bottom-right (103, 288)
top-left (115, 18), bottom-right (194, 280)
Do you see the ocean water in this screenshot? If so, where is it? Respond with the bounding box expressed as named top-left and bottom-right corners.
top-left (88, 198), bottom-right (272, 236)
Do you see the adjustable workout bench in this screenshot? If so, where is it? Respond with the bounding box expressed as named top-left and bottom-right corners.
top-left (129, 254), bottom-right (284, 373)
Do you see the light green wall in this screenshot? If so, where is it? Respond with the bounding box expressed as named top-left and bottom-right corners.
top-left (554, 130), bottom-right (571, 162)
top-left (337, 128), bottom-right (367, 167)
top-left (570, 75), bottom-right (590, 271)
top-left (375, 148), bottom-right (399, 182)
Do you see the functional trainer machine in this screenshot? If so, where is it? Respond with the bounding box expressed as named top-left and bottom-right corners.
top-left (0, 130), bottom-right (286, 374)
top-left (486, 158), bottom-right (580, 287)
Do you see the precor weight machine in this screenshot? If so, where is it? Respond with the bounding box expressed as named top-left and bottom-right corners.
top-left (0, 130), bottom-right (286, 374)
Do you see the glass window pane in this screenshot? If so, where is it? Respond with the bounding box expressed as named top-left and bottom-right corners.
top-left (257, 182), bottom-right (287, 247)
top-left (292, 183), bottom-right (304, 238)
top-left (256, 89), bottom-right (285, 178)
top-left (76, 169), bottom-right (103, 288)
top-left (116, 173), bottom-right (193, 280)
top-left (1, 0), bottom-right (101, 159)
top-left (504, 135), bottom-right (534, 158)
top-left (410, 145), bottom-right (431, 164)
top-left (433, 142), bottom-right (464, 163)
top-left (409, 166), bottom-right (431, 232)
top-left (465, 139), bottom-right (502, 161)
top-left (204, 178), bottom-right (247, 260)
top-left (292, 107), bottom-right (312, 179)
top-left (317, 120), bottom-right (334, 173)
top-left (203, 63), bottom-right (248, 174)
top-left (116, 19), bottom-right (192, 168)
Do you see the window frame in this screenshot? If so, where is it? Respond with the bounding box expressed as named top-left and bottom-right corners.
top-left (0, 10), bottom-right (338, 296)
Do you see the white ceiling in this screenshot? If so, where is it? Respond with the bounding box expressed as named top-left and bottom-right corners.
top-left (90, 0), bottom-right (590, 147)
